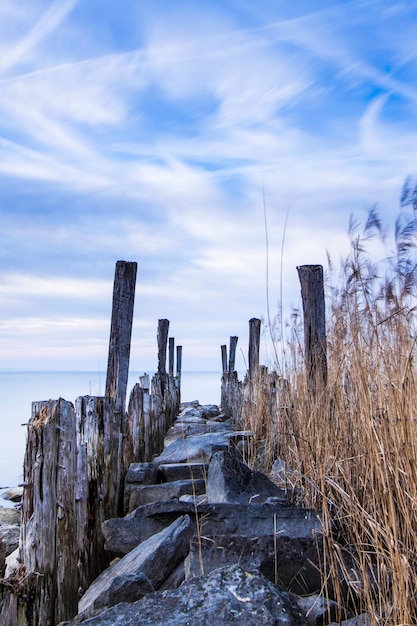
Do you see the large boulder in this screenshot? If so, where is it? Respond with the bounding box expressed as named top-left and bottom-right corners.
top-left (77, 515), bottom-right (193, 620)
top-left (64, 565), bottom-right (307, 625)
top-left (185, 531), bottom-right (323, 595)
top-left (102, 500), bottom-right (322, 595)
top-left (206, 450), bottom-right (287, 504)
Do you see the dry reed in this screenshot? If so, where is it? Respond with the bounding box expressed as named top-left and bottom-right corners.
top-left (243, 199), bottom-right (417, 624)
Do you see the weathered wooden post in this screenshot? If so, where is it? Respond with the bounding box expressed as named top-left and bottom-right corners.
top-left (297, 264), bottom-right (328, 392)
top-left (18, 400), bottom-right (79, 625)
top-left (221, 344), bottom-right (227, 374)
top-left (105, 260), bottom-right (138, 415)
top-left (248, 318), bottom-right (261, 376)
top-left (176, 345), bottom-right (182, 382)
top-left (168, 337), bottom-right (175, 376)
top-left (228, 336), bottom-right (238, 372)
top-left (157, 319), bottom-right (170, 375)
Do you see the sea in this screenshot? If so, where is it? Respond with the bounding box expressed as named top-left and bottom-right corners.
top-left (0, 370), bottom-right (224, 503)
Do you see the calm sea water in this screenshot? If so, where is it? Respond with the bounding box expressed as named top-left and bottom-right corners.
top-left (0, 370), bottom-right (223, 492)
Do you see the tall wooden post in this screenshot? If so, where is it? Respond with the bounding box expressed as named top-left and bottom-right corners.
top-left (176, 345), bottom-right (182, 381)
top-left (297, 264), bottom-right (327, 392)
top-left (228, 336), bottom-right (238, 372)
top-left (221, 344), bottom-right (227, 374)
top-left (105, 261), bottom-right (137, 415)
top-left (168, 337), bottom-right (175, 376)
top-left (248, 318), bottom-right (261, 376)
top-left (157, 319), bottom-right (170, 375)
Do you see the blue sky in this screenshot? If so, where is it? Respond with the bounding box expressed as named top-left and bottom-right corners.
top-left (1, 0), bottom-right (417, 372)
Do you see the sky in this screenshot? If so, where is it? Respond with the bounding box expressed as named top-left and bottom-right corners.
top-left (1, 0), bottom-right (417, 373)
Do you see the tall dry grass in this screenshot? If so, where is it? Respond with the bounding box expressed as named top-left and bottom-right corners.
top-left (243, 197), bottom-right (417, 624)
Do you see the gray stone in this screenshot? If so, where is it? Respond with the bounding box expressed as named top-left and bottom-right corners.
top-left (164, 420), bottom-right (230, 444)
top-left (0, 538), bottom-right (6, 577)
top-left (179, 400), bottom-right (199, 409)
top-left (159, 462), bottom-right (208, 482)
top-left (0, 507), bottom-right (20, 525)
top-left (125, 463), bottom-right (161, 485)
top-left (207, 450), bottom-right (287, 504)
top-left (153, 431), bottom-right (250, 465)
top-left (0, 524), bottom-right (20, 556)
top-left (200, 404), bottom-right (221, 419)
top-left (177, 407), bottom-right (204, 420)
top-left (128, 479), bottom-right (206, 512)
top-left (103, 500), bottom-right (321, 564)
top-left (329, 615), bottom-right (371, 626)
top-left (78, 515), bottom-right (193, 620)
top-left (1, 487), bottom-right (23, 503)
top-left (295, 594), bottom-right (341, 625)
top-left (185, 532), bottom-right (323, 596)
top-left (64, 565), bottom-right (308, 625)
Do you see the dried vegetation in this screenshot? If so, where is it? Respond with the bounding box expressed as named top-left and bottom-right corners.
top-left (242, 184), bottom-right (417, 624)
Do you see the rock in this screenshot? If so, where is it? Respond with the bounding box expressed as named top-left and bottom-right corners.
top-left (179, 494), bottom-right (207, 505)
top-left (0, 539), bottom-right (6, 577)
top-left (295, 594), bottom-right (341, 625)
top-left (0, 507), bottom-right (21, 525)
top-left (0, 523), bottom-right (20, 556)
top-left (200, 405), bottom-right (221, 419)
top-left (64, 565), bottom-right (308, 625)
top-left (153, 431), bottom-right (250, 465)
top-left (329, 615), bottom-right (371, 626)
top-left (77, 515), bottom-right (193, 620)
top-left (206, 450), bottom-right (287, 504)
top-left (1, 487), bottom-right (23, 503)
top-left (103, 500), bottom-right (322, 572)
top-left (125, 463), bottom-right (161, 485)
top-left (4, 547), bottom-right (20, 578)
top-left (185, 531), bottom-right (323, 595)
top-left (179, 400), bottom-right (200, 409)
top-left (127, 479), bottom-right (206, 512)
top-left (159, 462), bottom-right (208, 482)
top-left (164, 420), bottom-right (230, 445)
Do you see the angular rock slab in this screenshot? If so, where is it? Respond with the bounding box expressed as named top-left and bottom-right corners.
top-left (153, 431), bottom-right (250, 465)
top-left (64, 565), bottom-right (307, 625)
top-left (0, 523), bottom-right (20, 556)
top-left (78, 515), bottom-right (193, 620)
top-left (207, 450), bottom-right (287, 504)
top-left (127, 478), bottom-right (206, 512)
top-left (103, 500), bottom-right (321, 561)
top-left (159, 462), bottom-right (208, 482)
top-left (185, 532), bottom-right (323, 596)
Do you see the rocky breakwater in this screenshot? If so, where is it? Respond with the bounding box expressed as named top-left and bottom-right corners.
top-left (52, 400), bottom-right (368, 625)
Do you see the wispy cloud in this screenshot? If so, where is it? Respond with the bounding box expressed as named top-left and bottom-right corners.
top-left (0, 0), bottom-right (417, 370)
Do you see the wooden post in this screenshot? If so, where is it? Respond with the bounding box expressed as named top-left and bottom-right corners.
top-left (19, 400), bottom-right (78, 625)
top-left (248, 318), bottom-right (261, 376)
top-left (176, 345), bottom-right (182, 381)
top-left (168, 337), bottom-right (175, 376)
top-left (228, 336), bottom-right (238, 372)
top-left (105, 261), bottom-right (137, 415)
top-left (297, 264), bottom-right (328, 392)
top-left (157, 319), bottom-right (170, 375)
top-left (221, 344), bottom-right (227, 374)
